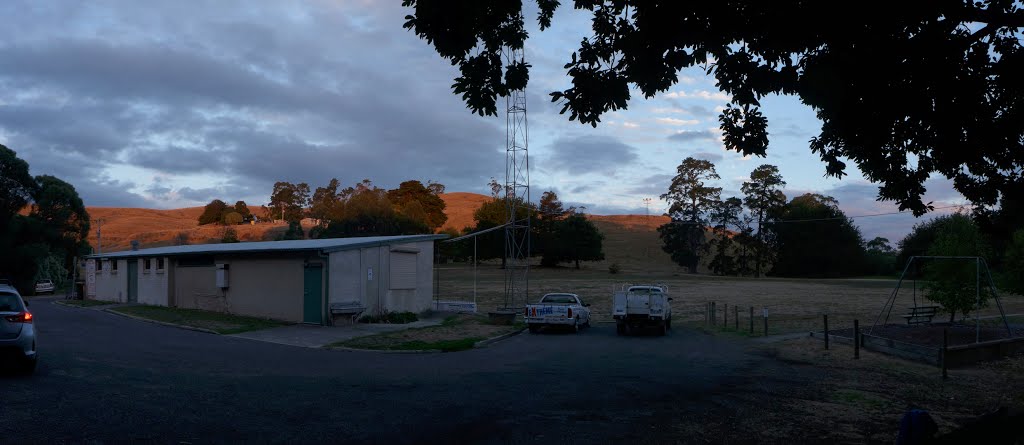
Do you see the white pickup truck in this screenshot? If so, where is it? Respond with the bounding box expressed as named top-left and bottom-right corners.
top-left (612, 284), bottom-right (673, 336)
top-left (524, 293), bottom-right (592, 333)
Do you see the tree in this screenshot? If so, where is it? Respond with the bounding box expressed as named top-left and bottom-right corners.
top-left (222, 211), bottom-right (243, 225)
top-left (1003, 229), bottom-right (1024, 296)
top-left (233, 201), bottom-right (252, 221)
top-left (922, 213), bottom-right (992, 322)
top-left (658, 157), bottom-right (722, 273)
top-left (770, 194), bottom-right (866, 278)
top-left (403, 1), bottom-right (1024, 214)
top-left (865, 237), bottom-right (898, 276)
top-left (386, 180), bottom-right (448, 230)
top-left (973, 178), bottom-right (1024, 271)
top-left (309, 178), bottom-right (341, 227)
top-left (741, 165), bottom-right (786, 278)
top-left (31, 175), bottom-right (91, 272)
top-left (547, 212), bottom-right (605, 269)
top-left (221, 227), bottom-right (240, 243)
top-left (537, 190), bottom-right (573, 265)
top-left (707, 197), bottom-right (743, 276)
top-left (470, 196), bottom-right (536, 267)
top-left (0, 144), bottom-right (37, 224)
top-left (269, 182), bottom-right (311, 223)
top-left (198, 199), bottom-right (228, 225)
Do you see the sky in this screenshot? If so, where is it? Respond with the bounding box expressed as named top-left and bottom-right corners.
top-left (0, 0), bottom-right (970, 244)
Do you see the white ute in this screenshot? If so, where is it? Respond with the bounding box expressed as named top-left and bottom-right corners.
top-left (524, 293), bottom-right (592, 333)
top-left (612, 284), bottom-right (673, 336)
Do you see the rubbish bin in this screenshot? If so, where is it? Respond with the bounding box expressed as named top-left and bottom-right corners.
top-left (74, 281), bottom-right (85, 300)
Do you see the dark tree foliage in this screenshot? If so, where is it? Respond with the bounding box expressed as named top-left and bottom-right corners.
top-left (470, 197), bottom-right (537, 267)
top-left (770, 194), bottom-right (867, 278)
top-left (233, 201), bottom-right (252, 221)
top-left (311, 179), bottom-right (431, 238)
top-left (897, 216), bottom-right (955, 274)
top-left (548, 212), bottom-right (605, 269)
top-left (0, 148), bottom-right (91, 293)
top-left (198, 199), bottom-right (228, 225)
top-left (309, 178), bottom-right (342, 227)
top-left (659, 157), bottom-right (721, 273)
top-left (1003, 229), bottom-right (1024, 295)
top-left (864, 237), bottom-right (898, 276)
top-left (922, 214), bottom-right (992, 321)
top-left (537, 190), bottom-right (572, 265)
top-left (403, 1), bottom-right (1024, 215)
top-left (0, 144), bottom-right (37, 224)
top-left (707, 197), bottom-right (743, 276)
top-left (973, 178), bottom-right (1024, 270)
top-left (741, 165), bottom-right (786, 278)
top-left (386, 180), bottom-right (448, 231)
top-left (270, 181), bottom-right (311, 223)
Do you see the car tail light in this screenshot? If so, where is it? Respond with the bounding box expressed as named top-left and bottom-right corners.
top-left (567, 308), bottom-right (573, 318)
top-left (5, 311), bottom-right (32, 323)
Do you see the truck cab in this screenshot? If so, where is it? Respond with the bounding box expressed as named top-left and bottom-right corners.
top-left (612, 284), bottom-right (672, 336)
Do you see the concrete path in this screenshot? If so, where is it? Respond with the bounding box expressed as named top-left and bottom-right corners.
top-left (227, 317), bottom-right (445, 348)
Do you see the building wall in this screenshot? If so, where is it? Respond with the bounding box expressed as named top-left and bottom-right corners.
top-left (135, 257), bottom-right (170, 306)
top-left (382, 241), bottom-right (434, 314)
top-left (328, 250), bottom-right (361, 305)
top-left (326, 241), bottom-right (434, 316)
top-left (93, 259), bottom-right (128, 302)
top-left (173, 263), bottom-right (222, 312)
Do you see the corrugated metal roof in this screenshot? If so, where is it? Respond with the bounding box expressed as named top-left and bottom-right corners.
top-left (88, 234), bottom-right (447, 259)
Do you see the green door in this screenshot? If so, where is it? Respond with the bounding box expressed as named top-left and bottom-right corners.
top-left (303, 264), bottom-right (323, 324)
top-left (127, 260), bottom-right (138, 303)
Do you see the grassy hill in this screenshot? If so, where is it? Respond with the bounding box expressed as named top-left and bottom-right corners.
top-left (82, 193), bottom-right (679, 273)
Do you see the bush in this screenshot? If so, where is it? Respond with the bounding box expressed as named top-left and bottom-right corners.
top-left (358, 311), bottom-right (419, 324)
top-left (221, 227), bottom-right (239, 243)
top-left (608, 263), bottom-right (621, 274)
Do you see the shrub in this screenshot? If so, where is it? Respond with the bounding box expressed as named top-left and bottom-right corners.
top-left (608, 263), bottom-right (621, 274)
top-left (358, 311), bottom-right (419, 324)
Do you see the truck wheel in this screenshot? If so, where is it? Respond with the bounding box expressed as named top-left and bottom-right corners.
top-left (666, 317), bottom-right (672, 331)
top-left (572, 318), bottom-right (580, 333)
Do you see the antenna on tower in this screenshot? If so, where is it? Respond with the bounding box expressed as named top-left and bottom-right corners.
top-left (502, 46), bottom-right (530, 313)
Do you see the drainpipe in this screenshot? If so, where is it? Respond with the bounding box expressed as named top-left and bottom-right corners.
top-left (318, 250), bottom-right (330, 325)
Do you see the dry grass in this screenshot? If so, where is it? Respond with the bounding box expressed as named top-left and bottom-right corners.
top-left (332, 314), bottom-right (522, 352)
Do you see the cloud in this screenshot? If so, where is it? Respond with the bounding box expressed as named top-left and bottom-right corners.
top-left (692, 151), bottom-right (723, 162)
top-left (667, 129), bottom-right (718, 142)
top-left (656, 117), bottom-right (700, 126)
top-left (547, 135), bottom-right (638, 175)
top-left (627, 174), bottom-right (674, 195)
top-left (663, 90), bottom-right (731, 101)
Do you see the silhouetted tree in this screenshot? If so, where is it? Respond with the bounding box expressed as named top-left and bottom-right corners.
top-left (659, 157), bottom-right (721, 273)
top-left (309, 178), bottom-right (341, 227)
top-left (742, 165), bottom-right (786, 278)
top-left (770, 194), bottom-right (866, 278)
top-left (270, 182), bottom-right (310, 223)
top-left (387, 180), bottom-right (447, 230)
top-left (198, 199), bottom-right (228, 225)
top-left (550, 212), bottom-right (604, 269)
top-left (403, 1), bottom-right (1024, 214)
top-left (233, 201), bottom-right (252, 221)
top-left (922, 213), bottom-right (992, 322)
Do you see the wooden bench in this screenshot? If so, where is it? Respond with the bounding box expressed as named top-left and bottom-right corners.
top-left (901, 305), bottom-right (939, 325)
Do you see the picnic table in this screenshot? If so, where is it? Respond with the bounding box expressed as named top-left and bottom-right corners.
top-left (902, 305), bottom-right (939, 325)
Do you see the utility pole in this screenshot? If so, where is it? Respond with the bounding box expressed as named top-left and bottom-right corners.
top-left (643, 198), bottom-right (652, 219)
top-left (95, 219), bottom-right (104, 255)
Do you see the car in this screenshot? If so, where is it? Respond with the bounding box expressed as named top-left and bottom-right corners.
top-left (34, 279), bottom-right (55, 295)
top-left (523, 293), bottom-right (592, 333)
top-left (0, 284), bottom-right (37, 374)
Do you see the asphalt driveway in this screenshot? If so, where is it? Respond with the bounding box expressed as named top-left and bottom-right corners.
top-left (2, 298), bottom-right (818, 444)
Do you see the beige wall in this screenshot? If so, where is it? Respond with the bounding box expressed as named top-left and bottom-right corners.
top-left (326, 241), bottom-right (434, 315)
top-left (172, 254), bottom-right (311, 323)
top-left (173, 263), bottom-right (223, 312)
top-left (137, 257), bottom-right (169, 306)
top-left (93, 259), bottom-right (128, 302)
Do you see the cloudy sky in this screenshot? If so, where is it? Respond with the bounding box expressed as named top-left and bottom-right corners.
top-left (0, 1), bottom-right (968, 243)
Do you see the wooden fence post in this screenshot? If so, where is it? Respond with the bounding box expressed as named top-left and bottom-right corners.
top-left (942, 328), bottom-right (949, 379)
top-left (734, 305), bottom-right (739, 330)
top-left (749, 306), bottom-right (754, 334)
top-left (724, 303), bottom-right (728, 328)
top-left (823, 314), bottom-right (829, 350)
top-left (854, 319), bottom-right (860, 359)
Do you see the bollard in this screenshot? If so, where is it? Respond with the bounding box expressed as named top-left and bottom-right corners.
top-left (724, 303), bottom-right (728, 328)
top-left (854, 319), bottom-right (860, 359)
top-left (734, 305), bottom-right (739, 330)
top-left (823, 314), bottom-right (829, 350)
top-left (942, 328), bottom-right (949, 379)
top-left (749, 306), bottom-right (754, 334)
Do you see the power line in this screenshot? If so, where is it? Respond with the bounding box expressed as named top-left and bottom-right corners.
top-left (759, 204), bottom-right (969, 225)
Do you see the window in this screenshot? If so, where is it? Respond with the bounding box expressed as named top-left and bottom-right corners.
top-left (96, 260), bottom-right (103, 271)
top-left (157, 258), bottom-right (165, 270)
top-left (111, 260), bottom-right (118, 273)
top-left (144, 258), bottom-right (152, 271)
top-left (390, 253), bottom-right (417, 290)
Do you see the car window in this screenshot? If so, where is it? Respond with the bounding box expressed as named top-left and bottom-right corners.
top-left (0, 293), bottom-right (23, 312)
top-left (541, 294), bottom-right (576, 304)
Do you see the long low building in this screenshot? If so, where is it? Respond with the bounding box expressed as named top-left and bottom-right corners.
top-left (85, 235), bottom-right (445, 324)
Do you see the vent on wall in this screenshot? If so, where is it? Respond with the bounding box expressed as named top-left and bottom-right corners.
top-left (216, 264), bottom-right (230, 288)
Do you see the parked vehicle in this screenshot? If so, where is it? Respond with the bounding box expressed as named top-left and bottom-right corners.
top-left (524, 293), bottom-right (592, 333)
top-left (34, 279), bottom-right (55, 295)
top-left (612, 284), bottom-right (672, 336)
top-left (0, 284), bottom-right (37, 374)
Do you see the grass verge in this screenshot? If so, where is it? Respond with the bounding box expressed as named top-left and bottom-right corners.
top-left (329, 314), bottom-right (523, 352)
top-left (110, 305), bottom-right (285, 334)
top-left (59, 299), bottom-right (118, 307)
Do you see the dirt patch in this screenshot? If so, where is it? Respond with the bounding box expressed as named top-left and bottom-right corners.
top-left (335, 314), bottom-right (522, 351)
